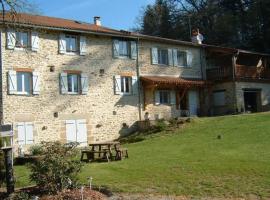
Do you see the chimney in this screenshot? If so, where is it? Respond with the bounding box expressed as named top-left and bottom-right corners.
top-left (191, 28), bottom-right (204, 44)
top-left (94, 16), bottom-right (101, 26)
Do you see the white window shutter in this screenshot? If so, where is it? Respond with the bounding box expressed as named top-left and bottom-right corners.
top-left (60, 72), bottom-right (68, 94)
top-left (76, 119), bottom-right (88, 146)
top-left (187, 50), bottom-right (193, 67)
top-left (17, 122), bottom-right (25, 145)
top-left (114, 75), bottom-right (121, 95)
top-left (173, 49), bottom-right (178, 66)
top-left (113, 39), bottom-right (120, 57)
top-left (81, 73), bottom-right (89, 95)
top-left (132, 76), bottom-right (138, 95)
top-left (59, 34), bottom-right (66, 54)
top-left (66, 120), bottom-right (76, 143)
top-left (170, 90), bottom-right (176, 105)
top-left (25, 122), bottom-right (34, 144)
top-left (31, 32), bottom-right (39, 52)
top-left (168, 49), bottom-right (173, 66)
top-left (7, 30), bottom-right (15, 49)
top-left (32, 71), bottom-right (40, 95)
top-left (155, 90), bottom-right (160, 105)
top-left (79, 36), bottom-right (87, 56)
top-left (8, 70), bottom-right (17, 94)
top-left (151, 47), bottom-right (158, 64)
top-left (130, 41), bottom-right (137, 59)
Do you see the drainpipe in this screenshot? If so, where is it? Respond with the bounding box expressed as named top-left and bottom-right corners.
top-left (232, 51), bottom-right (239, 113)
top-left (136, 37), bottom-right (142, 121)
top-left (0, 30), bottom-right (3, 124)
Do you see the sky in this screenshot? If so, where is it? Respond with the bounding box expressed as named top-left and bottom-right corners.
top-left (30, 0), bottom-right (155, 30)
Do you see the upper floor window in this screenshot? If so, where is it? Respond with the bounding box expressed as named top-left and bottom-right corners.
top-left (7, 30), bottom-right (39, 51)
top-left (59, 34), bottom-right (87, 56)
top-left (60, 72), bottom-right (88, 95)
top-left (15, 32), bottom-right (29, 48)
top-left (8, 70), bottom-right (40, 95)
top-left (114, 75), bottom-right (138, 95)
top-left (151, 47), bottom-right (192, 67)
top-left (113, 39), bottom-right (137, 59)
top-left (17, 72), bottom-right (31, 95)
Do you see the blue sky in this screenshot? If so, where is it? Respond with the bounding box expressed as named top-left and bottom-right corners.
top-left (30, 0), bottom-right (155, 30)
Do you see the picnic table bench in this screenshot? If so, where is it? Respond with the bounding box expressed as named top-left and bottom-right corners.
top-left (80, 141), bottom-right (128, 162)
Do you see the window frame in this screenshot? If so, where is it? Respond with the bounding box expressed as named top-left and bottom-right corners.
top-left (120, 76), bottom-right (132, 95)
top-left (67, 73), bottom-right (80, 94)
top-left (159, 90), bottom-right (171, 104)
top-left (158, 49), bottom-right (169, 66)
top-left (118, 40), bottom-right (130, 58)
top-left (65, 34), bottom-right (78, 53)
top-left (213, 90), bottom-right (226, 107)
top-left (15, 31), bottom-right (29, 48)
top-left (16, 71), bottom-right (32, 95)
top-left (176, 50), bottom-right (188, 67)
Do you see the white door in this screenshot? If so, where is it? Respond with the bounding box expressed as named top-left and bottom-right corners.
top-left (66, 119), bottom-right (88, 147)
top-left (188, 90), bottom-right (199, 116)
top-left (76, 119), bottom-right (88, 147)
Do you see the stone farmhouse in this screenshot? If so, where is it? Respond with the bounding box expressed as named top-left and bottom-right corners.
top-left (0, 13), bottom-right (269, 150)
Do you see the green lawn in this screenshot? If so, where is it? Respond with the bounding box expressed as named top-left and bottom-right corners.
top-left (13, 113), bottom-right (270, 198)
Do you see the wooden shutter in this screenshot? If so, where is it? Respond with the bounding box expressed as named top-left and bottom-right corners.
top-left (168, 49), bottom-right (173, 66)
top-left (113, 39), bottom-right (120, 57)
top-left (130, 41), bottom-right (137, 59)
top-left (8, 70), bottom-right (17, 94)
top-left (25, 122), bottom-right (34, 144)
top-left (79, 36), bottom-right (87, 56)
top-left (151, 48), bottom-right (158, 64)
top-left (114, 75), bottom-right (121, 95)
top-left (7, 30), bottom-right (15, 49)
top-left (173, 49), bottom-right (178, 66)
top-left (59, 34), bottom-right (66, 54)
top-left (186, 50), bottom-right (193, 67)
top-left (76, 119), bottom-right (88, 147)
top-left (66, 120), bottom-right (76, 143)
top-left (17, 122), bottom-right (25, 145)
top-left (132, 76), bottom-right (138, 95)
top-left (170, 90), bottom-right (176, 105)
top-left (31, 32), bottom-right (39, 52)
top-left (60, 72), bottom-right (68, 94)
top-left (155, 90), bottom-right (160, 105)
top-left (32, 71), bottom-right (40, 95)
top-left (81, 73), bottom-right (89, 95)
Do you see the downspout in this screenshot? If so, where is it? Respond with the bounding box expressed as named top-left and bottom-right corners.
top-left (0, 30), bottom-right (3, 124)
top-left (136, 37), bottom-right (142, 121)
top-left (232, 51), bottom-right (239, 113)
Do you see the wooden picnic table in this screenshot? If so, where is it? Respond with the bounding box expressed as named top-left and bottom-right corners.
top-left (80, 141), bottom-right (128, 162)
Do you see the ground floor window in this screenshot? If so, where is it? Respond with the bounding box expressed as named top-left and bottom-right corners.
top-left (213, 90), bottom-right (226, 106)
top-left (17, 122), bottom-right (34, 145)
top-left (65, 119), bottom-right (87, 146)
top-left (120, 76), bottom-right (132, 94)
top-left (67, 74), bottom-right (80, 93)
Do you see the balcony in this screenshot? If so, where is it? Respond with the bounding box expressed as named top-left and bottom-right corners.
top-left (206, 66), bottom-right (232, 81)
top-left (235, 65), bottom-right (270, 80)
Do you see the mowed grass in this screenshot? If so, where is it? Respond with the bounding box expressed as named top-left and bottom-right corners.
top-left (14, 113), bottom-right (270, 198)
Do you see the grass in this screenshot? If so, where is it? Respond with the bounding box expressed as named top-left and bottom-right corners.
top-left (12, 113), bottom-right (270, 198)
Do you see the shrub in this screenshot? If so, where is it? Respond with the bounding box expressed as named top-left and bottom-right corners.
top-left (153, 119), bottom-right (167, 132)
top-left (0, 138), bottom-right (5, 187)
top-left (28, 144), bottom-right (43, 156)
top-left (28, 141), bottom-right (82, 194)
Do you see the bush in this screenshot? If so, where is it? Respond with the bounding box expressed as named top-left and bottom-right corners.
top-left (28, 145), bottom-right (43, 156)
top-left (152, 119), bottom-right (167, 132)
top-left (28, 141), bottom-right (82, 194)
top-left (0, 138), bottom-right (5, 187)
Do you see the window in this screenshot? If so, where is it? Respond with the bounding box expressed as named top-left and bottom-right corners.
top-left (176, 51), bottom-right (187, 67)
top-left (158, 49), bottom-right (169, 65)
top-left (65, 35), bottom-right (78, 52)
top-left (16, 72), bottom-right (31, 95)
top-left (159, 90), bottom-right (171, 104)
top-left (113, 39), bottom-right (137, 59)
top-left (15, 31), bottom-right (29, 48)
top-left (67, 74), bottom-right (80, 93)
top-left (119, 41), bottom-right (129, 57)
top-left (213, 90), bottom-right (226, 106)
top-left (120, 76), bottom-right (132, 94)
top-left (17, 122), bottom-right (34, 145)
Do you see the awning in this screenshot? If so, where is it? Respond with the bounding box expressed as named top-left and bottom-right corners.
top-left (140, 76), bottom-right (208, 87)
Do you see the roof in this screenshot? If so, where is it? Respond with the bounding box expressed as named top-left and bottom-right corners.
top-left (140, 76), bottom-right (207, 87)
top-left (1, 12), bottom-right (269, 56)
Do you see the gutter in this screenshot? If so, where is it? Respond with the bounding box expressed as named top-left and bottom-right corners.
top-left (136, 37), bottom-right (142, 121)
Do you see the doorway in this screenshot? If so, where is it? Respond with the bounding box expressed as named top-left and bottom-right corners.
top-left (244, 90), bottom-right (261, 113)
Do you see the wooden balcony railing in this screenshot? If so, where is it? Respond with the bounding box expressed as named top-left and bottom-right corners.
top-left (206, 67), bottom-right (232, 81)
top-left (235, 65), bottom-right (270, 80)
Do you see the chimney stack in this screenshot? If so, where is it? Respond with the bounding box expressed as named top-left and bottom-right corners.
top-left (191, 28), bottom-right (204, 44)
top-left (94, 16), bottom-right (101, 26)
